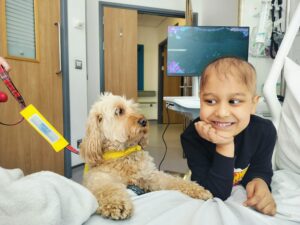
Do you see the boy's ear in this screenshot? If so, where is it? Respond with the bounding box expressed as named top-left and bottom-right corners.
top-left (251, 95), bottom-right (260, 114)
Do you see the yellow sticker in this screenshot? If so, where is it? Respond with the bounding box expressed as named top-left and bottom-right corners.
top-left (20, 104), bottom-right (69, 152)
top-left (233, 166), bottom-right (249, 185)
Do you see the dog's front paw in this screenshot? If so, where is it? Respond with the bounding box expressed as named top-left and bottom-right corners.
top-left (97, 198), bottom-right (133, 220)
top-left (179, 183), bottom-right (213, 200)
top-left (190, 187), bottom-right (213, 200)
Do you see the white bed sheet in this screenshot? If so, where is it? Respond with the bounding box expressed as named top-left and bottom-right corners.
top-left (0, 167), bottom-right (98, 225)
top-left (1, 168), bottom-right (298, 225)
top-left (85, 170), bottom-right (300, 225)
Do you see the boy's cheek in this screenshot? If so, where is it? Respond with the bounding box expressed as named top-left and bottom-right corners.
top-left (199, 108), bottom-right (208, 120)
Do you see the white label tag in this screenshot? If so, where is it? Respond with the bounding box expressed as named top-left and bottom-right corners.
top-left (29, 114), bottom-right (59, 143)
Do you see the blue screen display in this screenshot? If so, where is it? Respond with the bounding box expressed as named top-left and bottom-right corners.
top-left (167, 26), bottom-right (249, 76)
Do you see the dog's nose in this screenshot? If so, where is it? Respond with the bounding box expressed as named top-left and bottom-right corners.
top-left (138, 118), bottom-right (147, 127)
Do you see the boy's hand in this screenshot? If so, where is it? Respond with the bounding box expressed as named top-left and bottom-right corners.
top-left (243, 178), bottom-right (276, 216)
top-left (194, 121), bottom-right (233, 145)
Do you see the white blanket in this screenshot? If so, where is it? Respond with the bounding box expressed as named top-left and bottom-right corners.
top-left (1, 167), bottom-right (299, 225)
top-left (0, 167), bottom-right (98, 225)
top-left (85, 170), bottom-right (300, 225)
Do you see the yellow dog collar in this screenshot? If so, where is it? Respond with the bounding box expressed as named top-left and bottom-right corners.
top-left (102, 145), bottom-right (142, 160)
top-left (84, 145), bottom-right (142, 173)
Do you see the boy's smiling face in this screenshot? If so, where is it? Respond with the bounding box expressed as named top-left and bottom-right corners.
top-left (200, 73), bottom-right (259, 138)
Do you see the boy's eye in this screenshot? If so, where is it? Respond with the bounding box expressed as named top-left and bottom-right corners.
top-left (204, 99), bottom-right (217, 105)
top-left (229, 99), bottom-right (241, 105)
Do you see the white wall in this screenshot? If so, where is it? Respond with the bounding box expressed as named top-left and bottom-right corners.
top-left (137, 26), bottom-right (158, 119)
top-left (68, 0), bottom-right (87, 166)
top-left (138, 26), bottom-right (158, 94)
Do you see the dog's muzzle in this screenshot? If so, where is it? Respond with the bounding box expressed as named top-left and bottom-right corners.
top-left (138, 118), bottom-right (147, 127)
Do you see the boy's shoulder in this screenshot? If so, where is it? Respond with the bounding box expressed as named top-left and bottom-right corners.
top-left (250, 114), bottom-right (274, 127)
top-left (248, 114), bottom-right (276, 135)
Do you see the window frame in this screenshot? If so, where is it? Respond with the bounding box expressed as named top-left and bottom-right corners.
top-left (1, 0), bottom-right (40, 62)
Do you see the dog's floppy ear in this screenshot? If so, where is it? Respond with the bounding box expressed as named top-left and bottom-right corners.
top-left (80, 111), bottom-right (103, 166)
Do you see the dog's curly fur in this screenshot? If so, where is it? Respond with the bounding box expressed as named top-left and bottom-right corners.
top-left (80, 93), bottom-right (212, 220)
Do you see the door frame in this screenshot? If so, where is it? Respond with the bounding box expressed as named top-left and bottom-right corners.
top-left (61, 0), bottom-right (72, 178)
top-left (157, 39), bottom-right (168, 124)
top-left (99, 2), bottom-right (186, 91)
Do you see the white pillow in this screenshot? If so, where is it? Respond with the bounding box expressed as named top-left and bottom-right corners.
top-left (275, 57), bottom-right (300, 173)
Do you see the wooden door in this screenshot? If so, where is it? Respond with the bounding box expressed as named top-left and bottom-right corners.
top-left (163, 46), bottom-right (183, 124)
top-left (103, 7), bottom-right (137, 100)
top-left (0, 0), bottom-right (64, 175)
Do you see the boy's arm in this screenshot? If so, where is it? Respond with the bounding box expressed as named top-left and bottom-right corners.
top-left (181, 122), bottom-right (235, 200)
top-left (241, 121), bottom-right (277, 188)
top-left (241, 120), bottom-right (277, 216)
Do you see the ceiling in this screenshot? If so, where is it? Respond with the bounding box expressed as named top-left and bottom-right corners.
top-left (138, 14), bottom-right (168, 28)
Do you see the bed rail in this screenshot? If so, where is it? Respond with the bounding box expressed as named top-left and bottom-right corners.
top-left (263, 2), bottom-right (300, 128)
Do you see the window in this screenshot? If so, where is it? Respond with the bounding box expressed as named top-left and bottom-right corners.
top-left (3, 0), bottom-right (39, 61)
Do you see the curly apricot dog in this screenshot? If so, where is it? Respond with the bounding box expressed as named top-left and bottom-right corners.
top-left (80, 93), bottom-right (212, 220)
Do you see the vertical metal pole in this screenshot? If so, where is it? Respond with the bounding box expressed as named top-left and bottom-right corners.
top-left (61, 0), bottom-right (72, 178)
top-left (279, 0), bottom-right (290, 97)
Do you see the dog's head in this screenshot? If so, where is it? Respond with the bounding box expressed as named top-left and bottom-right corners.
top-left (80, 93), bottom-right (149, 166)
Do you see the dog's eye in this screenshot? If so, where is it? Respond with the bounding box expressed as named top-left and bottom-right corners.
top-left (115, 107), bottom-right (124, 116)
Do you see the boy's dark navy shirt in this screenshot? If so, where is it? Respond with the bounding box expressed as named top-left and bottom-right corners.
top-left (181, 114), bottom-right (277, 200)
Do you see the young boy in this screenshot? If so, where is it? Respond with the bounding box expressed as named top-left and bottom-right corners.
top-left (181, 57), bottom-right (277, 216)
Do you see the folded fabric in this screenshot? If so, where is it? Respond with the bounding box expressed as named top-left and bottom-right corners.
top-left (0, 167), bottom-right (98, 225)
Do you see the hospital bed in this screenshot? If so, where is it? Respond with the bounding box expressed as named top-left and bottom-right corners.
top-left (1, 2), bottom-right (300, 225)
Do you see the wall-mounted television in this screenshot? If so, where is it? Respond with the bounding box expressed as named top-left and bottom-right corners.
top-left (167, 26), bottom-right (249, 76)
